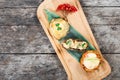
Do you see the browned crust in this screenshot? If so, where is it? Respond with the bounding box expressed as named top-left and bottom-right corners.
top-left (80, 50), bottom-right (102, 72)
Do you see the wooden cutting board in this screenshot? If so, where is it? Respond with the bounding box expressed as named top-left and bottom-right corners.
top-left (37, 0), bottom-right (111, 80)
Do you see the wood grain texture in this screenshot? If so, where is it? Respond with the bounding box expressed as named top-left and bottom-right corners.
top-left (0, 26), bottom-right (54, 53)
top-left (0, 25), bottom-right (120, 53)
top-left (91, 25), bottom-right (120, 53)
top-left (0, 1), bottom-right (120, 53)
top-left (0, 54), bottom-right (119, 80)
top-left (0, 54), bottom-right (67, 80)
top-left (37, 0), bottom-right (111, 79)
top-left (0, 0), bottom-right (120, 8)
top-left (0, 0), bottom-right (119, 80)
top-left (0, 8), bottom-right (120, 26)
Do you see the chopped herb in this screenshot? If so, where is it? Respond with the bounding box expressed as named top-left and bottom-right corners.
top-left (82, 43), bottom-right (86, 47)
top-left (57, 27), bottom-right (62, 30)
top-left (86, 58), bottom-right (99, 62)
top-left (55, 23), bottom-right (61, 30)
top-left (56, 23), bottom-right (60, 26)
top-left (86, 58), bottom-right (98, 60)
top-left (66, 40), bottom-right (71, 45)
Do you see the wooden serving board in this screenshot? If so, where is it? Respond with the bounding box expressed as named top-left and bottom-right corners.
top-left (37, 0), bottom-right (111, 80)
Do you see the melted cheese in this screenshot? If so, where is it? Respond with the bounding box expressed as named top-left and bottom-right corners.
top-left (62, 39), bottom-right (88, 50)
top-left (50, 18), bottom-right (69, 39)
top-left (83, 53), bottom-right (100, 70)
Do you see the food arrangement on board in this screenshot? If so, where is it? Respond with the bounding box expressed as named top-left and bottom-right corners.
top-left (37, 0), bottom-right (111, 79)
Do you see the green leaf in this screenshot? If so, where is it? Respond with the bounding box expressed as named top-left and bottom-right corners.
top-left (44, 9), bottom-right (60, 22)
top-left (44, 9), bottom-right (96, 62)
top-left (59, 25), bottom-right (96, 62)
top-left (60, 25), bottom-right (95, 50)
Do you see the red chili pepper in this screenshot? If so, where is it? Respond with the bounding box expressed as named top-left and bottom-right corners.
top-left (57, 3), bottom-right (77, 12)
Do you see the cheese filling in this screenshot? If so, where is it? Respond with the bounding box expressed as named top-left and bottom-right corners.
top-left (50, 18), bottom-right (69, 39)
top-left (62, 39), bottom-right (88, 50)
top-left (83, 53), bottom-right (100, 70)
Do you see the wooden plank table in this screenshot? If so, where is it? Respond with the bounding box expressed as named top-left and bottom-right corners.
top-left (0, 0), bottom-right (120, 80)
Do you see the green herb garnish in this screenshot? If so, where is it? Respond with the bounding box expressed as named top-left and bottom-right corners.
top-left (66, 40), bottom-right (71, 45)
top-left (56, 23), bottom-right (60, 26)
top-left (82, 43), bottom-right (86, 47)
top-left (56, 23), bottom-right (62, 30)
top-left (57, 27), bottom-right (62, 30)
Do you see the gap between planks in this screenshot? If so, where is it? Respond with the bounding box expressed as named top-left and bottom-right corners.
top-left (0, 53), bottom-right (119, 55)
top-left (0, 6), bottom-right (120, 9)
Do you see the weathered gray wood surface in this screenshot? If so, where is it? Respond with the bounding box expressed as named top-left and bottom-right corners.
top-left (0, 8), bottom-right (120, 53)
top-left (0, 0), bottom-right (120, 7)
top-left (0, 25), bottom-right (120, 53)
top-left (0, 8), bottom-right (120, 26)
top-left (0, 54), bottom-right (120, 80)
top-left (0, 54), bottom-right (67, 80)
top-left (0, 0), bottom-right (120, 80)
